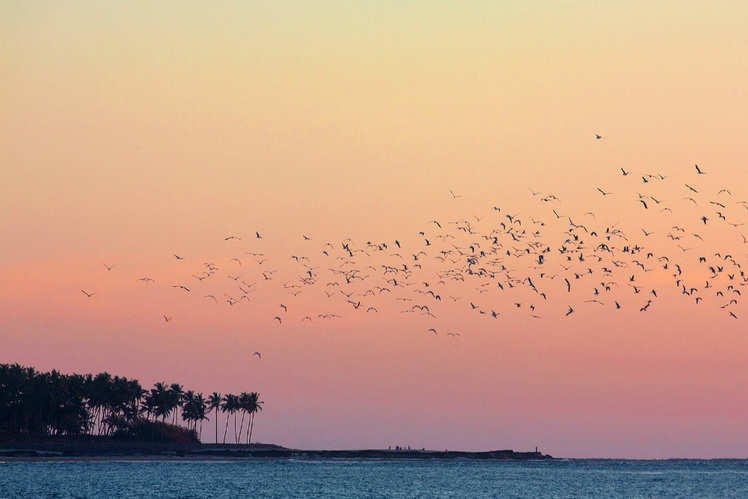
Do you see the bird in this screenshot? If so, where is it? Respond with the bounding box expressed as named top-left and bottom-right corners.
top-left (80, 289), bottom-right (95, 298)
top-left (173, 254), bottom-right (184, 261)
top-left (224, 235), bottom-right (241, 240)
top-left (565, 306), bottom-right (574, 316)
top-left (427, 328), bottom-right (437, 335)
top-left (620, 168), bottom-right (629, 176)
top-left (162, 315), bottom-right (172, 323)
top-left (595, 134), bottom-right (602, 139)
top-left (252, 351), bottom-right (262, 359)
top-left (695, 164), bottom-right (705, 175)
top-left (256, 232), bottom-right (262, 239)
top-left (273, 316), bottom-right (282, 324)
top-left (280, 304), bottom-right (287, 312)
top-left (103, 263), bottom-right (114, 271)
top-left (172, 285), bottom-right (190, 292)
top-left (596, 187), bottom-right (612, 196)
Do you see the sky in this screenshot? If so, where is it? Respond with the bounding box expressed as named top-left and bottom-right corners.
top-left (2, 1), bottom-right (748, 458)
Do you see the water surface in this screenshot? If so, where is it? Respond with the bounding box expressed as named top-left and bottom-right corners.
top-left (2, 458), bottom-right (747, 498)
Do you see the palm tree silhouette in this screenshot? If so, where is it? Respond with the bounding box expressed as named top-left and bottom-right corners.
top-left (220, 393), bottom-right (239, 444)
top-left (238, 392), bottom-right (251, 444)
top-left (0, 363), bottom-right (263, 445)
top-left (246, 392), bottom-right (263, 446)
top-left (193, 393), bottom-right (208, 439)
top-left (207, 392), bottom-right (222, 444)
top-left (168, 383), bottom-right (184, 425)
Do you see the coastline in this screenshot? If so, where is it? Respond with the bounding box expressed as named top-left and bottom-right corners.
top-left (0, 441), bottom-right (551, 461)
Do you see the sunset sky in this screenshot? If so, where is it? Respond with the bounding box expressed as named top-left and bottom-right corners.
top-left (3, 2), bottom-right (748, 458)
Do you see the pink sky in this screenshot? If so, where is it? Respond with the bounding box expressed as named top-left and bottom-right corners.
top-left (2, 2), bottom-right (748, 457)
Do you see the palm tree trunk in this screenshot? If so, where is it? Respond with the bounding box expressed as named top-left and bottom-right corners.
top-left (214, 409), bottom-right (219, 444)
top-left (248, 412), bottom-right (254, 444)
top-left (248, 413), bottom-right (255, 447)
top-left (222, 414), bottom-right (230, 444)
top-left (238, 412), bottom-right (246, 445)
top-left (233, 413), bottom-right (238, 444)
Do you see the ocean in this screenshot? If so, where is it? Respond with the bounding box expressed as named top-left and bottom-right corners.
top-left (1, 458), bottom-right (747, 498)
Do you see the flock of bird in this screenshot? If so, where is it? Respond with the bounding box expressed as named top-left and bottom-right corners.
top-left (81, 153), bottom-right (748, 355)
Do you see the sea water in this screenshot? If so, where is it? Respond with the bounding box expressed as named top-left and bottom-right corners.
top-left (1, 459), bottom-right (747, 498)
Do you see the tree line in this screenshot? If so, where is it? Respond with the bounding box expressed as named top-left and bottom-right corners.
top-left (0, 363), bottom-right (262, 444)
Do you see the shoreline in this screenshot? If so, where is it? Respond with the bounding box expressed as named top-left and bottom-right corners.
top-left (0, 441), bottom-right (552, 461)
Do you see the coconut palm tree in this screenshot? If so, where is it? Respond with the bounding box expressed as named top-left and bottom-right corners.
top-left (194, 393), bottom-right (208, 439)
top-left (207, 392), bottom-right (222, 443)
top-left (181, 390), bottom-right (197, 431)
top-left (238, 392), bottom-right (251, 444)
top-left (168, 383), bottom-right (184, 425)
top-left (150, 382), bottom-right (170, 422)
top-left (246, 392), bottom-right (263, 446)
top-left (220, 393), bottom-right (239, 444)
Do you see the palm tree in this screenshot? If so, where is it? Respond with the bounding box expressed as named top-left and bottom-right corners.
top-left (246, 392), bottom-right (263, 446)
top-left (168, 383), bottom-right (184, 425)
top-left (193, 393), bottom-right (208, 439)
top-left (181, 390), bottom-right (197, 431)
top-left (220, 394), bottom-right (239, 444)
top-left (150, 382), bottom-right (170, 422)
top-left (207, 392), bottom-right (221, 444)
top-left (238, 392), bottom-right (251, 444)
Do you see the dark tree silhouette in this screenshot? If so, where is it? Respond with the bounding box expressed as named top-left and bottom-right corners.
top-left (0, 364), bottom-right (262, 445)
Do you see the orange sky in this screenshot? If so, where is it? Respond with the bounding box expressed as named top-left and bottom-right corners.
top-left (2, 2), bottom-right (748, 457)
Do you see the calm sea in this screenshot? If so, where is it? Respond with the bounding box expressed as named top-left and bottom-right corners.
top-left (1, 459), bottom-right (747, 498)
